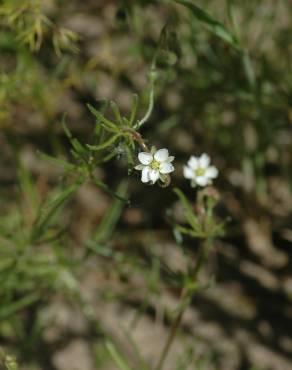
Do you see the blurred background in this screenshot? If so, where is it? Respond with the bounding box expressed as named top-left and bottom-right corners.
top-left (0, 1), bottom-right (292, 369)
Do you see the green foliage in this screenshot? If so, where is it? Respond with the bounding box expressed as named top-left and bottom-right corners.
top-left (106, 341), bottom-right (134, 370)
top-left (0, 0), bottom-right (78, 123)
top-left (90, 181), bottom-right (128, 245)
top-left (0, 0), bottom-right (78, 52)
top-left (175, 0), bottom-right (240, 49)
top-left (0, 1), bottom-right (291, 369)
top-left (0, 161), bottom-right (77, 322)
top-left (173, 188), bottom-right (225, 240)
top-left (0, 349), bottom-right (18, 370)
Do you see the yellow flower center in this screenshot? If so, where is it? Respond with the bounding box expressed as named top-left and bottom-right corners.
top-left (150, 159), bottom-right (160, 171)
top-left (195, 167), bottom-right (205, 177)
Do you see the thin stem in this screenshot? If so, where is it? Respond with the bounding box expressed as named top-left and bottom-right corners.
top-left (134, 65), bottom-right (157, 130)
top-left (154, 288), bottom-right (187, 370)
top-left (122, 127), bottom-right (149, 152)
top-left (226, 0), bottom-right (269, 198)
top-left (226, 0), bottom-right (256, 92)
top-left (137, 83), bottom-right (154, 128)
top-left (154, 239), bottom-right (212, 370)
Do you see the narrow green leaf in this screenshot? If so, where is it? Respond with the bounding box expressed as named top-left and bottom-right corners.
top-left (98, 151), bottom-right (117, 164)
top-left (99, 122), bottom-right (118, 133)
top-left (129, 94), bottom-right (139, 127)
top-left (124, 145), bottom-right (134, 166)
top-left (87, 104), bottom-right (118, 132)
top-left (17, 160), bottom-right (39, 210)
top-left (0, 292), bottom-right (40, 320)
top-left (110, 101), bottom-right (123, 125)
top-left (122, 117), bottom-right (130, 126)
top-left (106, 340), bottom-right (133, 370)
top-left (71, 138), bottom-right (86, 155)
top-left (38, 152), bottom-right (75, 170)
top-left (173, 188), bottom-right (200, 231)
top-left (86, 133), bottom-right (121, 151)
top-left (86, 241), bottom-right (114, 257)
top-left (176, 225), bottom-right (204, 238)
top-left (92, 180), bottom-right (128, 243)
top-left (61, 117), bottom-right (86, 155)
top-left (121, 327), bottom-right (148, 370)
top-left (91, 176), bottom-right (129, 202)
top-left (31, 181), bottom-right (83, 242)
top-left (61, 114), bottom-right (72, 138)
top-left (175, 0), bottom-right (239, 49)
top-left (242, 51), bottom-right (256, 91)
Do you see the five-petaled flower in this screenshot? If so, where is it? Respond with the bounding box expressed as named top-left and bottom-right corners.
top-left (183, 153), bottom-right (218, 187)
top-left (135, 147), bottom-right (174, 184)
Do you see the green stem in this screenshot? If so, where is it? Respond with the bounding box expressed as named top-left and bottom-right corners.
top-left (134, 64), bottom-right (157, 130)
top-left (154, 288), bottom-right (188, 370)
top-left (122, 127), bottom-right (149, 152)
top-left (226, 0), bottom-right (256, 92)
top-left (154, 238), bottom-right (212, 370)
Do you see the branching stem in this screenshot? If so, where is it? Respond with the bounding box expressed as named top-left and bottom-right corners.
top-left (122, 127), bottom-right (149, 152)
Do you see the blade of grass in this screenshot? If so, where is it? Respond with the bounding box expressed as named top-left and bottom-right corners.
top-left (173, 188), bottom-right (200, 232)
top-left (91, 176), bottom-right (129, 202)
top-left (38, 151), bottom-right (75, 171)
top-left (105, 340), bottom-right (133, 370)
top-left (175, 0), bottom-right (240, 49)
top-left (0, 292), bottom-right (40, 321)
top-left (31, 181), bottom-right (83, 242)
top-left (87, 103), bottom-right (118, 132)
top-left (86, 133), bottom-right (121, 151)
top-left (92, 180), bottom-right (128, 243)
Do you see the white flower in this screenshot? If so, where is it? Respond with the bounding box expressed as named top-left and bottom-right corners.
top-left (135, 147), bottom-right (175, 184)
top-left (183, 153), bottom-right (218, 187)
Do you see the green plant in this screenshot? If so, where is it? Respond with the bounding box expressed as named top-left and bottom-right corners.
top-left (1, 1), bottom-right (291, 369)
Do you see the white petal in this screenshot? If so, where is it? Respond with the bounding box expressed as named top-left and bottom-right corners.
top-left (196, 176), bottom-right (209, 187)
top-left (205, 166), bottom-right (218, 179)
top-left (135, 164), bottom-right (145, 171)
top-left (188, 156), bottom-right (199, 170)
top-left (154, 149), bottom-right (169, 162)
top-left (160, 162), bottom-right (174, 174)
top-left (183, 166), bottom-right (194, 179)
top-left (138, 152), bottom-right (153, 165)
top-left (141, 166), bottom-right (150, 183)
top-left (166, 156), bottom-right (175, 163)
top-left (149, 169), bottom-right (160, 183)
top-left (199, 153), bottom-right (210, 168)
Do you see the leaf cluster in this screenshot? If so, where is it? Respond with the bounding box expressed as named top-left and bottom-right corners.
top-left (0, 158), bottom-right (78, 322)
top-left (0, 0), bottom-right (78, 53)
top-left (173, 188), bottom-right (225, 241)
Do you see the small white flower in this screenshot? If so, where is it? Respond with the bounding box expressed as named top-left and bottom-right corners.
top-left (183, 153), bottom-right (218, 187)
top-left (135, 147), bottom-right (175, 184)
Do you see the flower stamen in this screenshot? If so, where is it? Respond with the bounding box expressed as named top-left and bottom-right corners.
top-left (150, 159), bottom-right (160, 170)
top-left (195, 167), bottom-right (206, 177)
